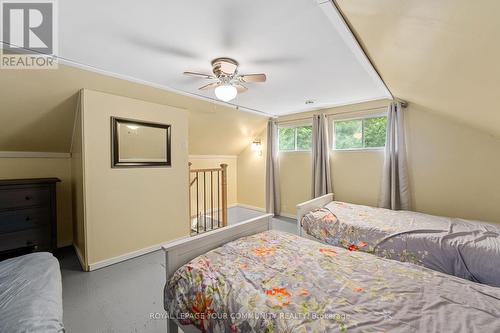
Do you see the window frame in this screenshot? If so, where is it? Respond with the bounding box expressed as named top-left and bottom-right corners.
top-left (331, 113), bottom-right (387, 152)
top-left (278, 123), bottom-right (313, 153)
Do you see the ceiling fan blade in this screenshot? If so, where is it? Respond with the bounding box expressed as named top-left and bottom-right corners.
top-left (234, 84), bottom-right (248, 93)
top-left (198, 82), bottom-right (221, 90)
top-left (240, 73), bottom-right (267, 83)
top-left (184, 71), bottom-right (215, 79)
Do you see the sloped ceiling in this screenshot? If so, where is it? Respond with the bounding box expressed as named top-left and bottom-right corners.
top-left (4, 0), bottom-right (498, 155)
top-left (335, 0), bottom-right (500, 137)
top-left (0, 65), bottom-right (267, 155)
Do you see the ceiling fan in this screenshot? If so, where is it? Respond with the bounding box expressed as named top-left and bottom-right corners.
top-left (184, 57), bottom-right (266, 102)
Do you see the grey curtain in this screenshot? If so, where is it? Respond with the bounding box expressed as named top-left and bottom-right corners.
top-left (379, 102), bottom-right (410, 210)
top-left (311, 114), bottom-right (332, 198)
top-left (265, 119), bottom-right (281, 215)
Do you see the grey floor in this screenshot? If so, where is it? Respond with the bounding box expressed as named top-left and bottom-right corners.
top-left (57, 207), bottom-right (297, 333)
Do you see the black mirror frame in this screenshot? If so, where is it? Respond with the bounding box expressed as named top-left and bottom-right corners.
top-left (111, 117), bottom-right (171, 168)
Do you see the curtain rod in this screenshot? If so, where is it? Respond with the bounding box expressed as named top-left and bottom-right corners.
top-left (275, 106), bottom-right (388, 124)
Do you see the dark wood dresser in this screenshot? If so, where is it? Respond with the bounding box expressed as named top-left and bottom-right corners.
top-left (0, 178), bottom-right (60, 256)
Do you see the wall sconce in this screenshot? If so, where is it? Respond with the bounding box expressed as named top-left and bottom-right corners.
top-left (251, 139), bottom-right (262, 156)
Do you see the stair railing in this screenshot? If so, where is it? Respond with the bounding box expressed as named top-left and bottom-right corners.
top-left (188, 162), bottom-right (227, 235)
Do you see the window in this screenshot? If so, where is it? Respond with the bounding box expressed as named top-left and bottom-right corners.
top-left (279, 125), bottom-right (312, 151)
top-left (333, 116), bottom-right (387, 150)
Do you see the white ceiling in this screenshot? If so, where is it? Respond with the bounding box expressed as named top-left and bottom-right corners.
top-left (55, 0), bottom-right (390, 115)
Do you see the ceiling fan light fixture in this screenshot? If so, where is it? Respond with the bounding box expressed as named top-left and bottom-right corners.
top-left (215, 84), bottom-right (237, 102)
top-left (185, 58), bottom-right (265, 101)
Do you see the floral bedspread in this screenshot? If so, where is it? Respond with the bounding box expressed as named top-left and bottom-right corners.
top-left (165, 231), bottom-right (500, 333)
top-left (301, 201), bottom-right (500, 287)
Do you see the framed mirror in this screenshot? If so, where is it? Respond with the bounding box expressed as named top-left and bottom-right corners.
top-left (111, 117), bottom-right (171, 168)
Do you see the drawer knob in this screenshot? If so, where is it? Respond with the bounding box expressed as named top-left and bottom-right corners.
top-left (26, 241), bottom-right (38, 250)
top-left (25, 216), bottom-right (32, 221)
top-left (25, 195), bottom-right (32, 200)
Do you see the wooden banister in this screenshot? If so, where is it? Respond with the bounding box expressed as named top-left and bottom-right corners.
top-left (188, 162), bottom-right (192, 228)
top-left (188, 163), bottom-right (228, 235)
top-left (190, 167), bottom-right (224, 172)
top-left (220, 163), bottom-right (228, 227)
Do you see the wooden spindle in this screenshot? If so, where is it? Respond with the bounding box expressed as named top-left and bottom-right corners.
top-left (188, 162), bottom-right (192, 230)
top-left (220, 164), bottom-right (228, 227)
top-left (196, 171), bottom-right (199, 234)
top-left (203, 171), bottom-right (206, 232)
top-left (217, 170), bottom-right (220, 228)
top-left (210, 171), bottom-right (214, 231)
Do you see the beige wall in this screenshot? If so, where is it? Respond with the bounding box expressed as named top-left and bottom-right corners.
top-left (188, 156), bottom-right (238, 217)
top-left (274, 150), bottom-right (384, 217)
top-left (237, 130), bottom-right (267, 210)
top-left (71, 94), bottom-right (86, 265)
top-left (406, 106), bottom-right (500, 223)
top-left (0, 64), bottom-right (267, 156)
top-left (269, 100), bottom-right (390, 216)
top-left (0, 157), bottom-right (73, 246)
top-left (237, 101), bottom-right (387, 216)
top-left (237, 101), bottom-right (500, 224)
top-left (331, 151), bottom-right (383, 208)
top-left (78, 89), bottom-right (189, 266)
top-left (336, 0), bottom-right (500, 139)
top-left (279, 152), bottom-right (311, 215)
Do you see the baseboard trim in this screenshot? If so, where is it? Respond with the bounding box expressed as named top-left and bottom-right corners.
top-left (235, 203), bottom-right (296, 220)
top-left (0, 151), bottom-right (71, 158)
top-left (235, 203), bottom-right (266, 212)
top-left (84, 204), bottom-right (293, 272)
top-left (73, 244), bottom-right (88, 271)
top-left (87, 237), bottom-right (189, 271)
top-left (58, 240), bottom-right (73, 248)
top-left (192, 203), bottom-right (238, 218)
top-left (88, 243), bottom-right (163, 271)
top-left (280, 212), bottom-right (296, 220)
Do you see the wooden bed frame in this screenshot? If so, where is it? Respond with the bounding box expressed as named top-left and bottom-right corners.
top-left (162, 214), bottom-right (273, 333)
top-left (296, 193), bottom-right (334, 238)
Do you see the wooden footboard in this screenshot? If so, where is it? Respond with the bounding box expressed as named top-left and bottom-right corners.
top-left (296, 193), bottom-right (333, 236)
top-left (162, 214), bottom-right (273, 333)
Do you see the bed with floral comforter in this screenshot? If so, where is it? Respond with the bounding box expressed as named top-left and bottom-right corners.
top-left (165, 230), bottom-right (500, 333)
top-left (301, 201), bottom-right (500, 287)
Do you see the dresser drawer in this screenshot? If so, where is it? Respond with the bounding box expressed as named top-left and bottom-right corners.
top-left (0, 228), bottom-right (51, 252)
top-left (0, 187), bottom-right (50, 210)
top-left (0, 208), bottom-right (50, 233)
top-left (0, 178), bottom-right (59, 254)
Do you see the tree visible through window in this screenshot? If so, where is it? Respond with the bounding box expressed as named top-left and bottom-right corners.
top-left (279, 125), bottom-right (313, 151)
top-left (279, 128), bottom-right (295, 151)
top-left (334, 116), bottom-right (387, 150)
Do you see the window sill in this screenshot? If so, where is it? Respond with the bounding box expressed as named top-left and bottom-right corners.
top-left (279, 150), bottom-right (312, 154)
top-left (332, 148), bottom-right (385, 153)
